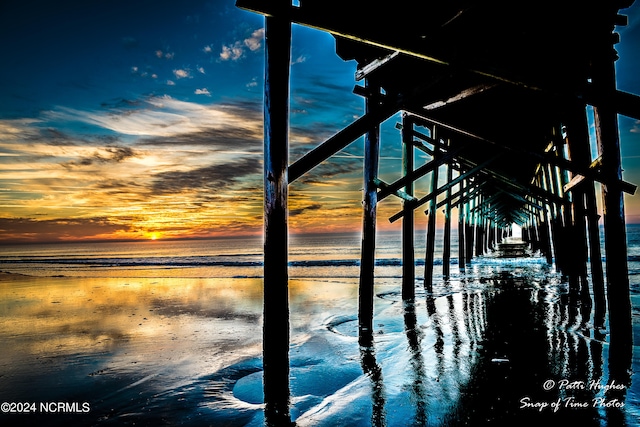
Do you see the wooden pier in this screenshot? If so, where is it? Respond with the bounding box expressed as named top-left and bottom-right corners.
top-left (236, 1), bottom-right (639, 423)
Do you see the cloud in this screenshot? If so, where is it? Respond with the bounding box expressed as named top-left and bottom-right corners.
top-left (219, 27), bottom-right (264, 61)
top-left (195, 88), bottom-right (211, 96)
top-left (290, 203), bottom-right (322, 216)
top-left (46, 96), bottom-right (263, 139)
top-left (0, 217), bottom-right (130, 243)
top-left (150, 157), bottom-right (261, 195)
top-left (156, 49), bottom-right (175, 59)
top-left (61, 145), bottom-right (140, 168)
top-left (244, 28), bottom-right (264, 51)
top-left (173, 69), bottom-right (190, 79)
top-left (292, 55), bottom-right (307, 65)
top-left (220, 42), bottom-right (245, 61)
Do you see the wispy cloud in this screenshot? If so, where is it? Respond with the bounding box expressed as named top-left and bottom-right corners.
top-left (195, 88), bottom-right (211, 96)
top-left (0, 217), bottom-right (130, 242)
top-left (0, 96), bottom-right (272, 240)
top-left (219, 28), bottom-right (264, 61)
top-left (150, 157), bottom-right (261, 195)
top-left (44, 96), bottom-right (263, 139)
top-left (61, 145), bottom-right (140, 168)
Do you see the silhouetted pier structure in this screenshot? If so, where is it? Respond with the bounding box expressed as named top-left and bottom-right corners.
top-left (236, 1), bottom-right (639, 423)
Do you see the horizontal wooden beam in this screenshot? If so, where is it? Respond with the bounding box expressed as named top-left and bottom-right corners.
top-left (389, 153), bottom-right (502, 223)
top-left (563, 156), bottom-right (603, 193)
top-left (378, 143), bottom-right (468, 201)
top-left (584, 85), bottom-right (640, 121)
top-left (435, 179), bottom-right (483, 211)
top-left (288, 94), bottom-right (401, 182)
top-left (289, 83), bottom-right (445, 183)
top-left (405, 110), bottom-right (636, 197)
top-left (373, 178), bottom-right (416, 202)
top-left (422, 83), bottom-right (499, 111)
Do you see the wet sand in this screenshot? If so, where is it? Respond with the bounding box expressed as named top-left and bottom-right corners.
top-left (0, 267), bottom-right (638, 426)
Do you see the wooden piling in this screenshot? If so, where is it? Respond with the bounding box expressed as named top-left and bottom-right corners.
top-left (585, 187), bottom-right (606, 326)
top-left (424, 127), bottom-right (439, 291)
top-left (536, 173), bottom-right (554, 264)
top-left (591, 28), bottom-right (633, 376)
top-left (458, 177), bottom-right (466, 273)
top-left (262, 7), bottom-right (292, 424)
top-left (565, 106), bottom-right (599, 305)
top-left (359, 79), bottom-right (381, 340)
top-left (402, 114), bottom-right (416, 299)
top-left (442, 149), bottom-right (453, 278)
top-left (465, 196), bottom-right (475, 263)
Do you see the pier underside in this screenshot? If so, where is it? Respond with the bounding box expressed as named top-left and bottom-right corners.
top-left (237, 1), bottom-right (639, 424)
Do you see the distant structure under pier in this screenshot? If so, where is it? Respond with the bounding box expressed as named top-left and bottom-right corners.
top-left (236, 1), bottom-right (639, 423)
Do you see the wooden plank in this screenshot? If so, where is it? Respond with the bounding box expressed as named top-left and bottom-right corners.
top-left (422, 83), bottom-right (498, 111)
top-left (356, 51), bottom-right (401, 81)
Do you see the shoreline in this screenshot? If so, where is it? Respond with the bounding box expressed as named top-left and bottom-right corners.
top-left (0, 265), bottom-right (638, 425)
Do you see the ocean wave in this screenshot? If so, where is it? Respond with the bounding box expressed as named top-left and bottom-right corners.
top-left (3, 252), bottom-right (639, 270)
top-left (0, 256), bottom-right (414, 269)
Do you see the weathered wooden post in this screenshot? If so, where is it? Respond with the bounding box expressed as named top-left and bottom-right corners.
top-left (585, 185), bottom-right (606, 327)
top-left (465, 195), bottom-right (475, 263)
top-left (592, 18), bottom-right (632, 383)
top-left (402, 114), bottom-right (416, 299)
top-left (537, 170), bottom-right (554, 264)
top-left (458, 177), bottom-right (466, 272)
top-left (262, 3), bottom-right (292, 424)
top-left (359, 79), bottom-right (381, 341)
top-left (547, 161), bottom-right (566, 272)
top-left (424, 126), bottom-right (439, 291)
top-left (565, 106), bottom-right (602, 307)
top-left (442, 143), bottom-right (453, 278)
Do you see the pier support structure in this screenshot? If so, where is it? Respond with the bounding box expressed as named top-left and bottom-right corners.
top-left (592, 14), bottom-right (633, 382)
top-left (239, 0), bottom-right (639, 419)
top-left (402, 114), bottom-right (416, 299)
top-left (262, 5), bottom-right (292, 424)
top-left (359, 79), bottom-right (381, 340)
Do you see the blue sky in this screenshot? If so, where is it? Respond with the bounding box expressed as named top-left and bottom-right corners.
top-left (0, 0), bottom-right (639, 242)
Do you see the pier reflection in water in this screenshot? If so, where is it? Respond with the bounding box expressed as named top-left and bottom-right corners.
top-left (255, 259), bottom-right (636, 426)
top-left (346, 264), bottom-right (634, 427)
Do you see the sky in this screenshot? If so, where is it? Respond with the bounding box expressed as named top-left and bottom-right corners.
top-left (0, 1), bottom-right (639, 243)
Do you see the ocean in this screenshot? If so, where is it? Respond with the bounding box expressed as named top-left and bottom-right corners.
top-left (0, 226), bottom-right (639, 426)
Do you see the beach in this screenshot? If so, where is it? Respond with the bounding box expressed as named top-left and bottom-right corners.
top-left (0, 232), bottom-right (639, 426)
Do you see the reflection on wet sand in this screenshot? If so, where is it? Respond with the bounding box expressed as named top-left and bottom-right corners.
top-left (348, 267), bottom-right (634, 426)
top-left (359, 331), bottom-right (386, 427)
top-left (0, 268), bottom-right (635, 426)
